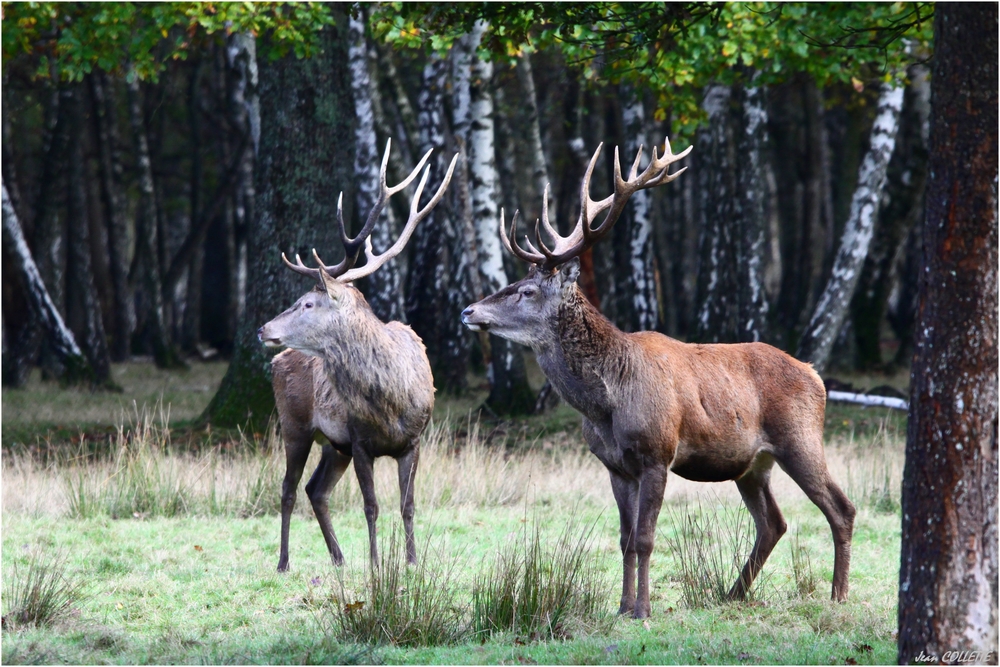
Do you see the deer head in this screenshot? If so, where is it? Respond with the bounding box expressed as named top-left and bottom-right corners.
top-left (461, 138), bottom-right (691, 346)
top-left (259, 139), bottom-right (457, 355)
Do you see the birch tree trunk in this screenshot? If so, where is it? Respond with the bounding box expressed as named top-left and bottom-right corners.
top-left (467, 21), bottom-right (534, 415)
top-left (65, 84), bottom-right (113, 386)
top-left (348, 13), bottom-right (404, 323)
top-left (735, 79), bottom-right (770, 342)
top-left (89, 72), bottom-right (135, 361)
top-left (897, 5), bottom-right (998, 660)
top-left (2, 182), bottom-right (91, 384)
top-left (126, 72), bottom-right (184, 369)
top-left (204, 22), bottom-right (353, 430)
top-left (515, 52), bottom-right (551, 214)
top-left (797, 83), bottom-right (904, 372)
top-left (851, 65), bottom-right (930, 370)
top-left (619, 85), bottom-right (658, 332)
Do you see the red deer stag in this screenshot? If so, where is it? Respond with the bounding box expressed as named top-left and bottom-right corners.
top-left (259, 140), bottom-right (457, 571)
top-left (461, 139), bottom-right (855, 618)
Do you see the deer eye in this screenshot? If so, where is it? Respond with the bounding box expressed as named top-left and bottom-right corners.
top-left (304, 302), bottom-right (314, 309)
top-left (520, 287), bottom-right (537, 298)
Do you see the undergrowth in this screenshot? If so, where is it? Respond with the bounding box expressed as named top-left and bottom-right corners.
top-left (2, 549), bottom-right (84, 629)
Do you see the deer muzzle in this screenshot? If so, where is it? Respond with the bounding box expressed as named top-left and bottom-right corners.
top-left (461, 306), bottom-right (490, 332)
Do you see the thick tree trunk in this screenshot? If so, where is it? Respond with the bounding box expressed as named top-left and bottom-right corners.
top-left (797, 83), bottom-right (904, 372)
top-left (851, 66), bottom-right (930, 370)
top-left (203, 22), bottom-right (354, 430)
top-left (65, 84), bottom-right (113, 386)
top-left (897, 5), bottom-right (998, 661)
top-left (468, 21), bottom-right (534, 416)
top-left (182, 59), bottom-right (205, 352)
top-left (516, 51), bottom-right (551, 214)
top-left (2, 182), bottom-right (91, 384)
top-left (89, 72), bottom-right (135, 362)
top-left (33, 84), bottom-right (70, 317)
top-left (735, 80), bottom-right (770, 343)
top-left (126, 72), bottom-right (184, 368)
top-left (348, 13), bottom-right (404, 323)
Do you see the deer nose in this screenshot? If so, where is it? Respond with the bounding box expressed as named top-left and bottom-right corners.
top-left (461, 306), bottom-right (474, 320)
top-left (256, 327), bottom-right (264, 341)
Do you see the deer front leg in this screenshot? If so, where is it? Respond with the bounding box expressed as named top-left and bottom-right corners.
top-left (608, 468), bottom-right (640, 615)
top-left (634, 464), bottom-right (668, 619)
top-left (352, 445), bottom-right (380, 564)
top-left (396, 444), bottom-right (420, 565)
top-left (304, 444), bottom-right (352, 566)
top-left (278, 434), bottom-right (312, 572)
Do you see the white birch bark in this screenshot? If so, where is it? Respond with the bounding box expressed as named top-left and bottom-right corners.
top-left (737, 80), bottom-right (770, 342)
top-left (348, 14), bottom-right (404, 322)
top-left (798, 83), bottom-right (905, 371)
top-left (2, 182), bottom-right (86, 366)
top-left (621, 86), bottom-right (658, 331)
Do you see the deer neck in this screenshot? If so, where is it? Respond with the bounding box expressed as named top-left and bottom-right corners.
top-left (537, 287), bottom-right (633, 418)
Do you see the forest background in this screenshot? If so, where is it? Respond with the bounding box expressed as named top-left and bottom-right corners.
top-left (1, 2), bottom-right (996, 662)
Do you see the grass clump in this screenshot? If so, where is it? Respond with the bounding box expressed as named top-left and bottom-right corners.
top-left (471, 517), bottom-right (610, 640)
top-left (2, 550), bottom-right (84, 629)
top-left (789, 526), bottom-right (818, 598)
top-left (327, 524), bottom-right (466, 647)
top-left (662, 500), bottom-right (764, 608)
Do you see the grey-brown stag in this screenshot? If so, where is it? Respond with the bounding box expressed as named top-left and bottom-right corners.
top-left (461, 139), bottom-right (855, 618)
top-left (259, 140), bottom-right (457, 571)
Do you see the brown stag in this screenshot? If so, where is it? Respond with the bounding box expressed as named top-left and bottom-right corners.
top-left (461, 139), bottom-right (855, 618)
top-left (259, 140), bottom-right (457, 571)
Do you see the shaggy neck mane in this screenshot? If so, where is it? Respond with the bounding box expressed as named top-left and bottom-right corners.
top-left (539, 286), bottom-right (634, 414)
top-left (319, 306), bottom-right (412, 423)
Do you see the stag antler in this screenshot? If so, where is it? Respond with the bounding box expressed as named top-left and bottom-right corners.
top-left (282, 138), bottom-right (458, 283)
top-left (501, 137), bottom-right (692, 271)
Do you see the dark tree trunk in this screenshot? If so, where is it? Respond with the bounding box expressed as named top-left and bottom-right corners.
top-left (851, 66), bottom-right (930, 371)
top-left (405, 52), bottom-right (449, 367)
top-left (126, 72), bottom-right (184, 369)
top-left (3, 182), bottom-right (92, 385)
top-left (65, 84), bottom-right (113, 386)
top-left (897, 5), bottom-right (998, 661)
top-left (887, 223), bottom-right (921, 368)
top-left (203, 22), bottom-right (353, 430)
top-left (88, 72), bottom-right (135, 362)
top-left (182, 59), bottom-right (205, 352)
top-left (33, 84), bottom-right (71, 319)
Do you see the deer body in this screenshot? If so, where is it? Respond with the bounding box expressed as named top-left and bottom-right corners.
top-left (462, 139), bottom-right (854, 618)
top-left (261, 139), bottom-right (456, 571)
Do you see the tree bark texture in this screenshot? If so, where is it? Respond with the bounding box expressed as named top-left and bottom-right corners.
top-left (203, 22), bottom-right (353, 430)
top-left (182, 59), bottom-right (205, 352)
top-left (468, 21), bottom-right (534, 415)
top-left (797, 83), bottom-right (904, 372)
top-left (2, 182), bottom-right (91, 384)
top-left (348, 13), bottom-right (404, 323)
top-left (127, 72), bottom-right (183, 368)
top-left (65, 84), bottom-right (113, 386)
top-left (88, 72), bottom-right (135, 362)
top-left (851, 65), bottom-right (930, 370)
top-left (897, 5), bottom-right (998, 662)
top-left (735, 80), bottom-right (770, 342)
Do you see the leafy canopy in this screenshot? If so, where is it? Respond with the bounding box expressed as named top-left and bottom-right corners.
top-left (2, 2), bottom-right (336, 82)
top-left (372, 2), bottom-right (932, 136)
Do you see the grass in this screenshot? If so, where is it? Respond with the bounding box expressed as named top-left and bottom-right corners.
top-left (2, 361), bottom-right (907, 664)
top-left (2, 550), bottom-right (85, 630)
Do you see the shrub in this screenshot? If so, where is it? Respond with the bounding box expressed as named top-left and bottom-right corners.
top-left (2, 550), bottom-right (84, 629)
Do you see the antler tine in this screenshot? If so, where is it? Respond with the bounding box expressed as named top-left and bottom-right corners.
top-left (281, 251), bottom-right (322, 281)
top-left (538, 183), bottom-right (561, 247)
top-left (339, 152), bottom-right (459, 283)
top-left (499, 208), bottom-right (546, 265)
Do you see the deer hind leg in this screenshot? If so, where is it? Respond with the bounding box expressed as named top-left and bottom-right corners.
top-left (396, 444), bottom-right (420, 565)
top-left (777, 447), bottom-right (856, 602)
top-left (633, 464), bottom-right (669, 619)
top-left (304, 444), bottom-right (352, 567)
top-left (608, 468), bottom-right (640, 615)
top-left (278, 431), bottom-right (313, 572)
top-left (352, 446), bottom-right (381, 565)
top-left (728, 459), bottom-right (787, 601)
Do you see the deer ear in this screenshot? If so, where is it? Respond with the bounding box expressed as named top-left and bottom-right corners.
top-left (557, 257), bottom-right (581, 286)
top-left (318, 266), bottom-right (342, 303)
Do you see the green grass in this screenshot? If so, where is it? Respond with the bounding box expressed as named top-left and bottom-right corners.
top-left (2, 361), bottom-right (907, 664)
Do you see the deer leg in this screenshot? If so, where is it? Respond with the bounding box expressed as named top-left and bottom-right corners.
top-left (352, 446), bottom-right (380, 565)
top-left (633, 464), bottom-right (668, 619)
top-left (278, 432), bottom-right (313, 572)
top-left (728, 463), bottom-right (787, 601)
top-left (396, 445), bottom-right (420, 565)
top-left (607, 468), bottom-right (640, 615)
top-left (777, 452), bottom-right (856, 602)
top-left (304, 444), bottom-right (352, 567)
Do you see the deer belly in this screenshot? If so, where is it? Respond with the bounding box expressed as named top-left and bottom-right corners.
top-left (669, 449), bottom-right (753, 483)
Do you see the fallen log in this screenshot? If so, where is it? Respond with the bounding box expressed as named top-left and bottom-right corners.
top-left (827, 390), bottom-right (908, 412)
